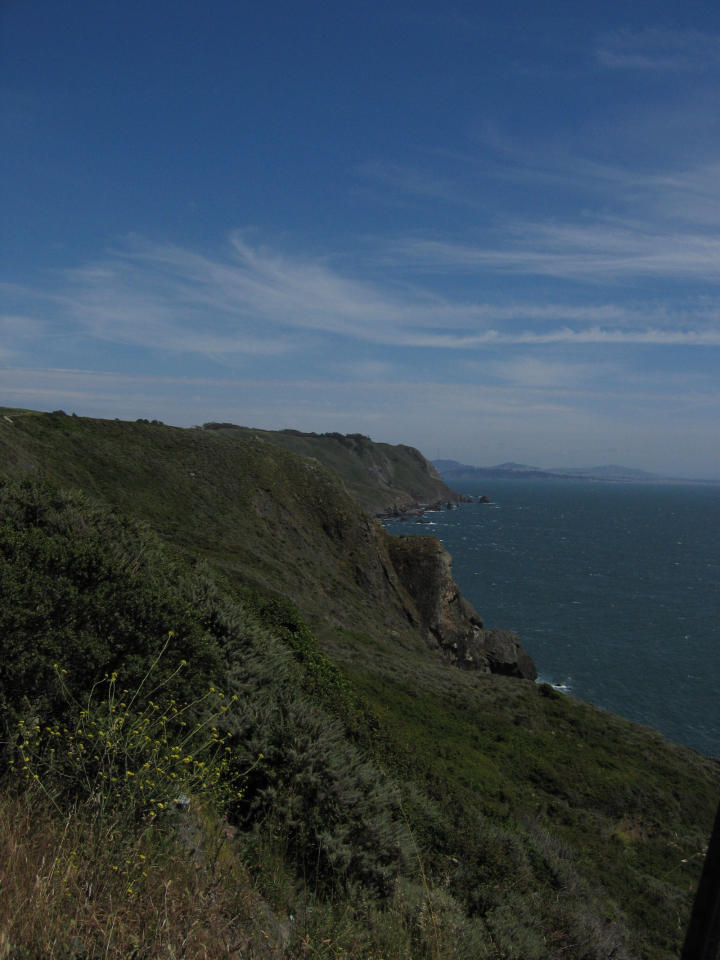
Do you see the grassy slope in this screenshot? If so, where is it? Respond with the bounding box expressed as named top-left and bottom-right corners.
top-left (0, 480), bottom-right (419, 957)
top-left (353, 667), bottom-right (718, 956)
top-left (202, 423), bottom-right (458, 515)
top-left (0, 410), bottom-right (421, 655)
top-left (1, 408), bottom-right (719, 959)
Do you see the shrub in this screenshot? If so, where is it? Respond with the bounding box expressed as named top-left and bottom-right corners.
top-left (0, 478), bottom-right (409, 900)
top-left (0, 478), bottom-right (222, 742)
top-left (11, 659), bottom-right (242, 824)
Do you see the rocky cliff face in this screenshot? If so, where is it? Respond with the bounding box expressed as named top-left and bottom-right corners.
top-left (385, 535), bottom-right (536, 679)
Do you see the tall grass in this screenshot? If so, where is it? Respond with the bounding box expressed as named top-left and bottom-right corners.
top-left (0, 789), bottom-right (269, 959)
top-left (1, 648), bottom-right (264, 958)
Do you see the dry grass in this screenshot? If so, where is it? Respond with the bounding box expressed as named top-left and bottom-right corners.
top-left (0, 791), bottom-right (489, 960)
top-left (0, 792), bottom-right (288, 959)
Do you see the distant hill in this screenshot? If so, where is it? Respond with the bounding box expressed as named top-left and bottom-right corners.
top-left (434, 459), bottom-right (558, 481)
top-left (549, 464), bottom-right (662, 481)
top-left (494, 461), bottom-right (542, 472)
top-left (434, 459), bottom-right (672, 483)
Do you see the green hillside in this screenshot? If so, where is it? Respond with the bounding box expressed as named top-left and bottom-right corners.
top-left (0, 408), bottom-right (718, 959)
top-left (0, 410), bottom-right (445, 660)
top-left (201, 422), bottom-right (460, 516)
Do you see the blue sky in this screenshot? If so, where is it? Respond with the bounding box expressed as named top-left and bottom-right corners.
top-left (2, 0), bottom-right (720, 477)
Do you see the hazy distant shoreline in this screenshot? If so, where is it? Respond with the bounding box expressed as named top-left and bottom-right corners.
top-left (434, 459), bottom-right (720, 486)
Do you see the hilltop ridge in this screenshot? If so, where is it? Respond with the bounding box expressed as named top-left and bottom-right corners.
top-left (202, 422), bottom-right (462, 515)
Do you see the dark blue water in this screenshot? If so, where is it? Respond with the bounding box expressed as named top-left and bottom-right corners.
top-left (386, 480), bottom-right (719, 757)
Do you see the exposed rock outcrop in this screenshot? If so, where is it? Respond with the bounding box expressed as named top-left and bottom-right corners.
top-left (386, 534), bottom-right (537, 680)
top-left (480, 628), bottom-right (538, 679)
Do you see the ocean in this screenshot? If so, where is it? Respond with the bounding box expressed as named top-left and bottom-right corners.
top-left (385, 479), bottom-right (719, 758)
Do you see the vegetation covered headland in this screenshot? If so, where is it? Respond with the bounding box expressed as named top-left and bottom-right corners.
top-left (0, 407), bottom-right (718, 959)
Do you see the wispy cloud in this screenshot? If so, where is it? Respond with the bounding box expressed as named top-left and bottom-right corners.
top-left (58, 249), bottom-right (295, 358)
top-left (333, 359), bottom-right (397, 379)
top-left (1, 365), bottom-right (713, 418)
top-left (353, 160), bottom-right (472, 208)
top-left (8, 233), bottom-right (720, 363)
top-left (390, 222), bottom-right (720, 284)
top-left (0, 313), bottom-right (46, 361)
top-left (650, 162), bottom-right (720, 226)
top-left (487, 356), bottom-right (620, 390)
top-left (596, 27), bottom-right (720, 72)
top-left (459, 327), bottom-right (720, 346)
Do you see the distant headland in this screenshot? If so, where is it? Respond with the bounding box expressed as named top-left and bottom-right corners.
top-left (433, 458), bottom-right (720, 485)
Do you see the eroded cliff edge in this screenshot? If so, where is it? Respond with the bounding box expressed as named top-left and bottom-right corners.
top-left (386, 533), bottom-right (537, 679)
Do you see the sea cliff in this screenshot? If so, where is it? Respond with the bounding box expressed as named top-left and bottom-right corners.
top-left (1, 407), bottom-right (718, 960)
